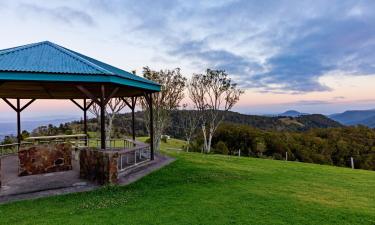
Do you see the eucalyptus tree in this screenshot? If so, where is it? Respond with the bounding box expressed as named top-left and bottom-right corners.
top-left (189, 69), bottom-right (243, 153)
top-left (88, 98), bottom-right (127, 141)
top-left (140, 67), bottom-right (187, 151)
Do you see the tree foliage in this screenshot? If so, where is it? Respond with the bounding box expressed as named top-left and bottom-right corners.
top-left (189, 69), bottom-right (243, 153)
top-left (140, 67), bottom-right (187, 151)
top-left (206, 123), bottom-right (375, 171)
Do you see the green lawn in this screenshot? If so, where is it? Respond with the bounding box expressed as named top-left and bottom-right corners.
top-left (0, 138), bottom-right (374, 224)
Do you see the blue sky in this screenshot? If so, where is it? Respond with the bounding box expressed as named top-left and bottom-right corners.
top-left (0, 0), bottom-right (375, 119)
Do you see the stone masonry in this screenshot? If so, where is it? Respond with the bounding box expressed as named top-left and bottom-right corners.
top-left (79, 148), bottom-right (119, 185)
top-left (18, 143), bottom-right (72, 176)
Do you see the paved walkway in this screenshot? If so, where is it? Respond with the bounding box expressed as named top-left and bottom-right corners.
top-left (0, 154), bottom-right (174, 204)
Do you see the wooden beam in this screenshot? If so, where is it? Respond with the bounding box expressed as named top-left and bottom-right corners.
top-left (41, 84), bottom-right (54, 98)
top-left (121, 97), bottom-right (132, 109)
top-left (76, 85), bottom-right (101, 105)
top-left (149, 93), bottom-right (154, 160)
top-left (2, 98), bottom-right (17, 112)
top-left (131, 97), bottom-right (137, 141)
top-left (100, 85), bottom-right (106, 150)
top-left (17, 99), bottom-right (21, 144)
top-left (143, 92), bottom-right (151, 105)
top-left (132, 96), bottom-right (137, 109)
top-left (83, 99), bottom-right (88, 146)
top-left (20, 99), bottom-right (36, 112)
top-left (70, 99), bottom-right (84, 111)
top-left (103, 87), bottom-right (119, 105)
top-left (86, 100), bottom-right (95, 110)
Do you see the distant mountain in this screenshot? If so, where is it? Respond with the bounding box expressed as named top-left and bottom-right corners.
top-left (27, 111), bottom-right (344, 141)
top-left (356, 115), bottom-right (375, 128)
top-left (166, 111), bottom-right (342, 138)
top-left (0, 118), bottom-right (79, 137)
top-left (278, 110), bottom-right (309, 117)
top-left (329, 109), bottom-right (375, 127)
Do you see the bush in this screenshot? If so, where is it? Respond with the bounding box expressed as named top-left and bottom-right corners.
top-left (161, 136), bottom-right (168, 143)
top-left (214, 141), bottom-right (229, 155)
top-left (188, 140), bottom-right (204, 153)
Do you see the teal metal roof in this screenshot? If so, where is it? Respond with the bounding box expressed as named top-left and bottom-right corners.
top-left (0, 41), bottom-right (160, 91)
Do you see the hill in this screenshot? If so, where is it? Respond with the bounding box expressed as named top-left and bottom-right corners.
top-left (28, 111), bottom-right (343, 140)
top-left (278, 110), bottom-right (309, 117)
top-left (357, 115), bottom-right (375, 128)
top-left (166, 111), bottom-right (342, 138)
top-left (0, 146), bottom-right (374, 224)
top-left (329, 109), bottom-right (375, 127)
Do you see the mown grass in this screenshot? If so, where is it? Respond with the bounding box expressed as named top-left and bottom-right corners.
top-left (0, 138), bottom-right (374, 224)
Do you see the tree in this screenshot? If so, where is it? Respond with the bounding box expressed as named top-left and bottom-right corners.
top-left (189, 69), bottom-right (243, 153)
top-left (88, 98), bottom-right (127, 142)
top-left (179, 104), bottom-right (200, 152)
top-left (140, 67), bottom-right (186, 151)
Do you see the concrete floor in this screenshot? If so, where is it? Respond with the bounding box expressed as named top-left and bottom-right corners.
top-left (0, 155), bottom-right (98, 203)
top-left (0, 153), bottom-right (174, 204)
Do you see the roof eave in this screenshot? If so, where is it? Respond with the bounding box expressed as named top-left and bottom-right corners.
top-left (0, 72), bottom-right (161, 92)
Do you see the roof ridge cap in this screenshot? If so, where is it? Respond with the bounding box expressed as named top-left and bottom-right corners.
top-left (0, 41), bottom-right (46, 56)
top-left (45, 42), bottom-right (115, 75)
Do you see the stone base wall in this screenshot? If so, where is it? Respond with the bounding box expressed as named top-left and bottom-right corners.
top-left (18, 143), bottom-right (72, 176)
top-left (79, 149), bottom-right (119, 185)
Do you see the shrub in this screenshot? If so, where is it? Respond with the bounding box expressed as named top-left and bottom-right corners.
top-left (161, 136), bottom-right (168, 143)
top-left (214, 141), bottom-right (229, 155)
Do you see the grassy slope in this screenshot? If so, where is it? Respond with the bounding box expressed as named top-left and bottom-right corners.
top-left (0, 138), bottom-right (374, 225)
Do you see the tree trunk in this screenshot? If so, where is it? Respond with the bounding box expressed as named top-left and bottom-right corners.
top-left (106, 115), bottom-right (114, 141)
top-left (202, 125), bottom-right (208, 153)
top-left (207, 133), bottom-right (213, 153)
top-left (186, 138), bottom-right (191, 152)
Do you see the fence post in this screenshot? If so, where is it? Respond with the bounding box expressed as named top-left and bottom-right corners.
top-left (286, 152), bottom-right (288, 161)
top-left (238, 149), bottom-right (241, 157)
top-left (351, 157), bottom-right (354, 169)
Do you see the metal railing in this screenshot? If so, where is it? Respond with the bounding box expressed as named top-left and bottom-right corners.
top-left (90, 138), bottom-right (136, 149)
top-left (26, 134), bottom-right (88, 148)
top-left (117, 144), bottom-right (151, 172)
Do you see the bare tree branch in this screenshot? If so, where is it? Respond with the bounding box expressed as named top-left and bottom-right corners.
top-left (188, 69), bottom-right (244, 153)
top-left (140, 67), bottom-right (187, 151)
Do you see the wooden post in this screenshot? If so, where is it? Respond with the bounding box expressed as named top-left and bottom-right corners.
top-left (16, 98), bottom-right (21, 145)
top-left (351, 157), bottom-right (354, 169)
top-left (100, 85), bottom-right (106, 150)
top-left (2, 98), bottom-right (35, 146)
top-left (131, 97), bottom-right (136, 141)
top-left (83, 99), bottom-right (88, 146)
top-left (149, 94), bottom-right (154, 160)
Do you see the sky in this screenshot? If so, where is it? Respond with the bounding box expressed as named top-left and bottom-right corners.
top-left (1, 0), bottom-right (375, 120)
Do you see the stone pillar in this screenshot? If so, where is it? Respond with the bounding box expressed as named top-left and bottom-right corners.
top-left (79, 148), bottom-right (119, 185)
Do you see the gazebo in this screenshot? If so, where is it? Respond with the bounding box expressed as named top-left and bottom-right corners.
top-left (0, 41), bottom-right (160, 184)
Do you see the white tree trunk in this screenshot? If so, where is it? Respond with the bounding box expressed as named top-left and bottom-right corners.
top-left (207, 133), bottom-right (213, 153)
top-left (202, 125), bottom-right (209, 153)
top-left (186, 138), bottom-right (191, 152)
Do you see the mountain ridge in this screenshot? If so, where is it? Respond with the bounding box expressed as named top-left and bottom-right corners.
top-left (329, 109), bottom-right (375, 127)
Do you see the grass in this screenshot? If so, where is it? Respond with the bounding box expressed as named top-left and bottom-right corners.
top-left (0, 138), bottom-right (374, 224)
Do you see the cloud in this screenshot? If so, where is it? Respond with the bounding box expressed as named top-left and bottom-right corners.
top-left (292, 100), bottom-right (332, 105)
top-left (89, 0), bottom-right (375, 93)
top-left (169, 40), bottom-right (262, 77)
top-left (19, 3), bottom-right (95, 26)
